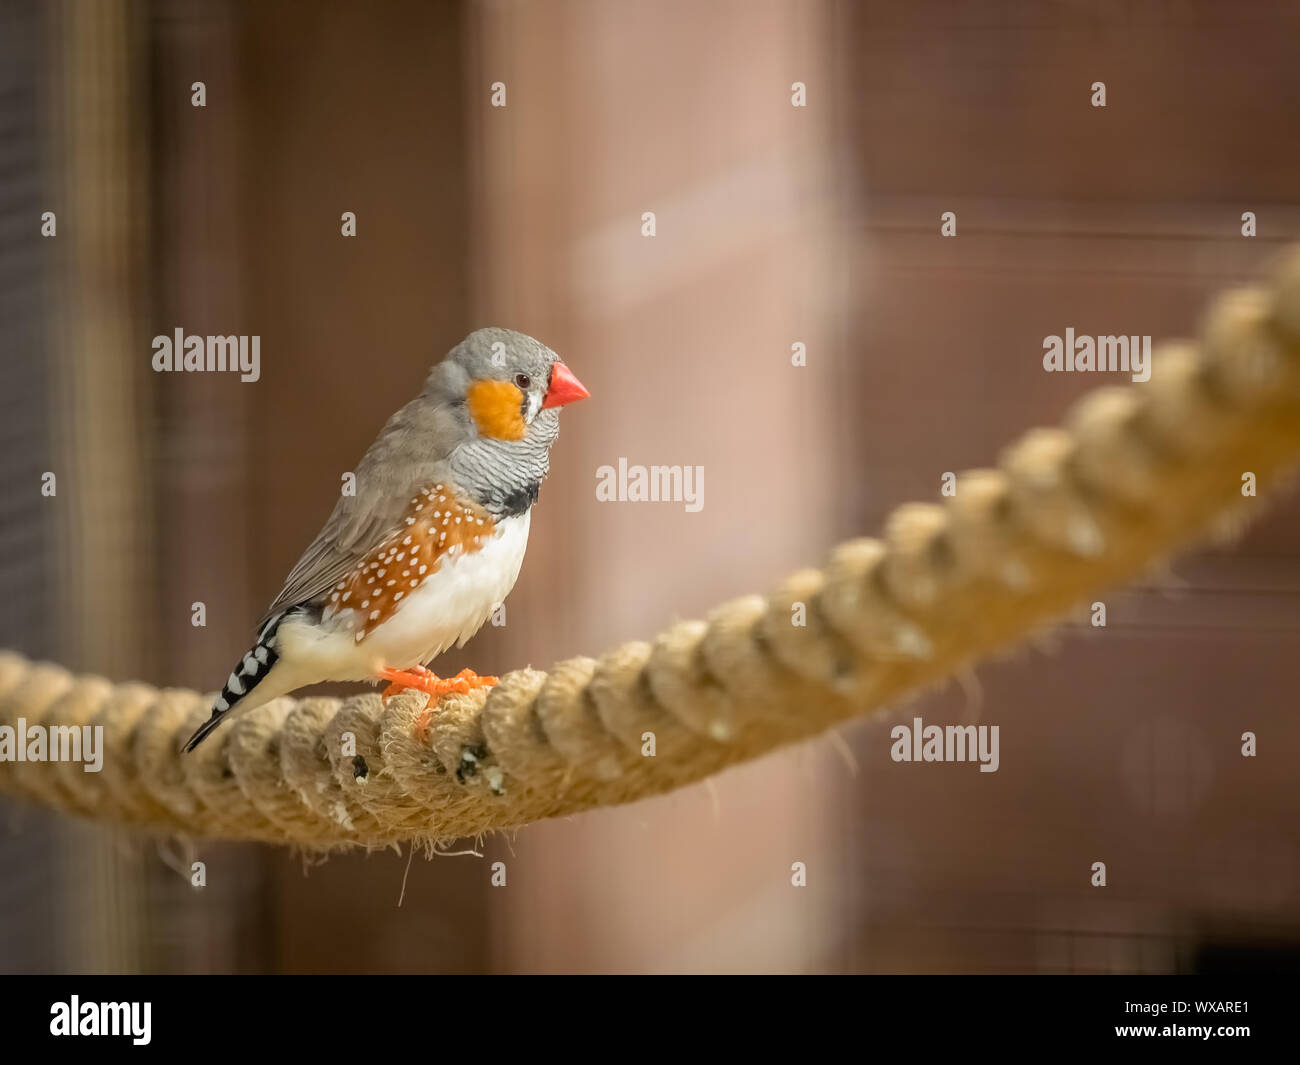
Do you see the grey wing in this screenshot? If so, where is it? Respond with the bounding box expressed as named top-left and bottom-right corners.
top-left (256, 484), bottom-right (412, 629)
top-left (256, 393), bottom-right (466, 630)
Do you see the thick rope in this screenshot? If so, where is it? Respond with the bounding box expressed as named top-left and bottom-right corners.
top-left (5, 249), bottom-right (1300, 850)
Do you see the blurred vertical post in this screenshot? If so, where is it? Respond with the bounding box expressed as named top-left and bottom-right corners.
top-left (466, 0), bottom-right (852, 972)
top-left (43, 0), bottom-right (154, 972)
top-left (1, 0), bottom-right (269, 974)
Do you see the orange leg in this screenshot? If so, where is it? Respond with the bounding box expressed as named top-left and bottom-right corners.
top-left (378, 666), bottom-right (500, 744)
top-left (378, 665), bottom-right (499, 702)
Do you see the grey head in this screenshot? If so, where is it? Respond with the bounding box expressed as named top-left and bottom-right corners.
top-left (425, 327), bottom-right (589, 518)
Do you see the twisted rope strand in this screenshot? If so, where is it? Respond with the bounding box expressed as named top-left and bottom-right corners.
top-left (4, 248), bottom-right (1300, 849)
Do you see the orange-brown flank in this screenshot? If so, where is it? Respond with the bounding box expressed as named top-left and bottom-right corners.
top-left (324, 483), bottom-right (496, 641)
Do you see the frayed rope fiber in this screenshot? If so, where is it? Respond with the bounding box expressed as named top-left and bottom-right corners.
top-left (5, 249), bottom-right (1300, 850)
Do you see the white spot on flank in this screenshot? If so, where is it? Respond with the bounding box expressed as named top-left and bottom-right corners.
top-left (394, 592), bottom-right (404, 601)
top-left (370, 610), bottom-right (380, 620)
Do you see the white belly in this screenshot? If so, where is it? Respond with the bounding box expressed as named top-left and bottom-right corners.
top-left (276, 510), bottom-right (530, 682)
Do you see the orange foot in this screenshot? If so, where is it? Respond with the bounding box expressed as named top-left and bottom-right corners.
top-left (379, 667), bottom-right (500, 744)
top-left (378, 666), bottom-right (499, 702)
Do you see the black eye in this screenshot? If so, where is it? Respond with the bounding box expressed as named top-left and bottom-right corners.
top-left (514, 373), bottom-right (531, 390)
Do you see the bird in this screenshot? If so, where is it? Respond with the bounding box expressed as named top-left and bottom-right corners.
top-left (184, 327), bottom-right (589, 752)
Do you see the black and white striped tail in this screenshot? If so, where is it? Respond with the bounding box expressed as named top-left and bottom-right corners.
top-left (184, 611), bottom-right (288, 752)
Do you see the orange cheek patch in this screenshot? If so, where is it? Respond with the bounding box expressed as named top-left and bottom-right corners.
top-left (466, 380), bottom-right (526, 441)
top-left (324, 484), bottom-right (497, 642)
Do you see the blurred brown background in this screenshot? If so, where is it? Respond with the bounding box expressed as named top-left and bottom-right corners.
top-left (1, 0), bottom-right (1298, 973)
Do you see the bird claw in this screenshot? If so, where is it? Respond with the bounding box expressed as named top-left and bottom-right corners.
top-left (379, 667), bottom-right (499, 745)
top-left (451, 667), bottom-right (500, 688)
top-left (378, 666), bottom-right (499, 703)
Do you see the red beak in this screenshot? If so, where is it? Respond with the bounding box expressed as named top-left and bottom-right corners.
top-left (541, 361), bottom-right (590, 409)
